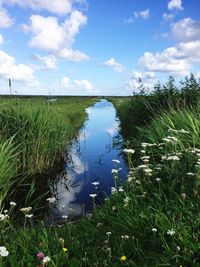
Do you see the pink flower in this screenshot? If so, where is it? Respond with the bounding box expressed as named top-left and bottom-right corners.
top-left (37, 252), bottom-right (45, 260)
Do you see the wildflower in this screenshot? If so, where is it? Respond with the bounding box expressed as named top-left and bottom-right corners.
top-left (179, 129), bottom-right (189, 134)
top-left (42, 256), bottom-right (51, 264)
top-left (181, 193), bottom-right (187, 200)
top-left (63, 247), bottom-right (68, 253)
top-left (20, 207), bottom-right (32, 214)
top-left (10, 201), bottom-right (16, 206)
top-left (89, 194), bottom-right (97, 198)
top-left (140, 149), bottom-right (146, 153)
top-left (166, 155), bottom-right (180, 161)
top-left (124, 196), bottom-right (131, 204)
top-left (123, 148), bottom-right (135, 154)
top-left (111, 187), bottom-right (117, 194)
top-left (156, 178), bottom-right (161, 182)
top-left (120, 255), bottom-right (126, 261)
top-left (0, 246), bottom-right (9, 257)
top-left (118, 187), bottom-right (124, 192)
top-left (135, 180), bottom-right (141, 184)
top-left (46, 197), bottom-right (56, 203)
top-left (62, 215), bottom-right (68, 220)
top-left (152, 228), bottom-right (157, 232)
top-left (127, 176), bottom-right (133, 182)
top-left (121, 235), bottom-right (129, 239)
top-left (97, 222), bottom-right (103, 227)
top-left (91, 182), bottom-right (99, 186)
top-left (37, 252), bottom-right (45, 260)
top-left (0, 214), bottom-right (9, 221)
top-left (186, 172), bottom-right (194, 176)
top-left (3, 210), bottom-right (8, 214)
top-left (177, 246), bottom-right (180, 251)
top-left (112, 206), bottom-right (117, 211)
top-left (25, 214), bottom-right (33, 218)
top-left (106, 232), bottom-right (111, 236)
top-left (167, 229), bottom-right (175, 236)
top-left (112, 159), bottom-right (120, 163)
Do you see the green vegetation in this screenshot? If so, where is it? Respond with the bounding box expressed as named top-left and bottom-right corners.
top-left (0, 77), bottom-right (200, 266)
top-left (0, 97), bottom-right (96, 204)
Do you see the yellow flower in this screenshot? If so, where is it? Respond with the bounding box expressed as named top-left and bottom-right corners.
top-left (180, 265), bottom-right (183, 267)
top-left (120, 255), bottom-right (126, 261)
top-left (63, 247), bottom-right (68, 253)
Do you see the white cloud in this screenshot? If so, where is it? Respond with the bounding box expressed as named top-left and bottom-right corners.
top-left (61, 76), bottom-right (74, 88)
top-left (168, 0), bottom-right (183, 10)
top-left (0, 34), bottom-right (3, 44)
top-left (138, 49), bottom-right (190, 76)
top-left (126, 71), bottom-right (157, 93)
top-left (33, 54), bottom-right (57, 69)
top-left (162, 13), bottom-right (174, 21)
top-left (1, 0), bottom-right (73, 16)
top-left (0, 7), bottom-right (13, 28)
top-left (23, 11), bottom-right (88, 61)
top-left (59, 77), bottom-right (97, 94)
top-left (171, 18), bottom-right (200, 42)
top-left (0, 50), bottom-right (38, 85)
top-left (134, 9), bottom-right (150, 20)
top-left (102, 57), bottom-right (126, 73)
top-left (74, 79), bottom-right (95, 92)
top-left (58, 48), bottom-right (89, 62)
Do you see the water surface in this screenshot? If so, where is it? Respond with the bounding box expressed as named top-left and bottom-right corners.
top-left (49, 99), bottom-right (128, 221)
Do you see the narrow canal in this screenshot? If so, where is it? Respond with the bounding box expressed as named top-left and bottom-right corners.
top-left (49, 99), bottom-right (128, 221)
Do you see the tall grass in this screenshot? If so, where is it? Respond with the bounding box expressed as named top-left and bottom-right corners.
top-left (112, 74), bottom-right (200, 139)
top-left (0, 138), bottom-right (18, 206)
top-left (0, 91), bottom-right (199, 266)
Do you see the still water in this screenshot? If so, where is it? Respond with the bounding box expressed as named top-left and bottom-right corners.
top-left (49, 99), bottom-right (128, 221)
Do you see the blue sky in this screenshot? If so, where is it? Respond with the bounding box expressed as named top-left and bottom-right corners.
top-left (0, 0), bottom-right (200, 95)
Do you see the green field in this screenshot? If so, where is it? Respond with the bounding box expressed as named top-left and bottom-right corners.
top-left (0, 76), bottom-right (200, 267)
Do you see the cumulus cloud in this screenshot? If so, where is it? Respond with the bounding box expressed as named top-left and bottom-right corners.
top-left (102, 58), bottom-right (126, 73)
top-left (0, 50), bottom-right (38, 85)
top-left (58, 48), bottom-right (89, 62)
top-left (23, 11), bottom-right (89, 63)
top-left (74, 79), bottom-right (95, 93)
top-left (138, 49), bottom-right (191, 76)
top-left (126, 71), bottom-right (157, 93)
top-left (0, 7), bottom-right (13, 28)
top-left (32, 54), bottom-right (57, 69)
top-left (171, 18), bottom-right (200, 42)
top-left (168, 0), bottom-right (183, 10)
top-left (134, 9), bottom-right (150, 20)
top-left (124, 9), bottom-right (150, 24)
top-left (162, 13), bottom-right (174, 21)
top-left (0, 34), bottom-right (3, 44)
top-left (0, 0), bottom-right (75, 16)
top-left (60, 77), bottom-right (97, 94)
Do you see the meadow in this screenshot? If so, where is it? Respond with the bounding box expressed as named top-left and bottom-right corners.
top-left (0, 75), bottom-right (200, 266)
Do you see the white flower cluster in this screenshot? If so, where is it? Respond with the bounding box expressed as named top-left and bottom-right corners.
top-left (0, 246), bottom-right (9, 257)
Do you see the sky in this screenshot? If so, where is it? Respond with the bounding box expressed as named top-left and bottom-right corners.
top-left (0, 0), bottom-right (200, 95)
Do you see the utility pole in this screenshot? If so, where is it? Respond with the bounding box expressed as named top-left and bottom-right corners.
top-left (9, 78), bottom-right (12, 95)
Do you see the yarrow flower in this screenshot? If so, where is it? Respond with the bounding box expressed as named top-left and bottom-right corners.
top-left (0, 246), bottom-right (9, 257)
top-left (10, 201), bottom-right (16, 206)
top-left (123, 148), bottom-right (135, 154)
top-left (0, 214), bottom-right (9, 221)
top-left (20, 207), bottom-right (32, 214)
top-left (167, 229), bottom-right (175, 236)
top-left (42, 256), bottom-right (51, 264)
top-left (152, 228), bottom-right (157, 232)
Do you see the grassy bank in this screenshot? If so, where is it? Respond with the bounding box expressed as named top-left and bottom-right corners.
top-left (0, 80), bottom-right (200, 266)
top-left (0, 97), bottom-right (97, 204)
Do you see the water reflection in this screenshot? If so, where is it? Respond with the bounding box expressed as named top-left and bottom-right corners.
top-left (49, 99), bottom-right (128, 221)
